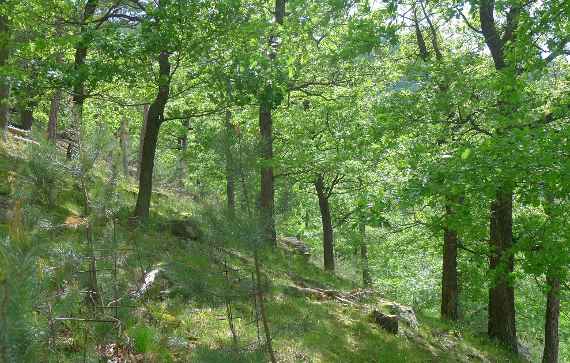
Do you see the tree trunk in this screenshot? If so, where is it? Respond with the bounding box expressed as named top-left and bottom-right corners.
top-left (360, 223), bottom-right (371, 286)
top-left (18, 101), bottom-right (33, 130)
top-left (138, 104), bottom-right (150, 180)
top-left (134, 51), bottom-right (170, 219)
top-left (542, 274), bottom-right (560, 363)
top-left (478, 2), bottom-right (519, 351)
top-left (488, 188), bottom-right (517, 352)
top-left (67, 0), bottom-right (98, 159)
top-left (315, 174), bottom-right (334, 272)
top-left (119, 115), bottom-right (129, 178)
top-left (259, 101), bottom-right (275, 245)
top-left (225, 110), bottom-right (236, 213)
top-left (0, 11), bottom-right (9, 142)
top-left (441, 201), bottom-right (459, 321)
top-left (257, 0), bottom-right (285, 246)
top-left (253, 250), bottom-right (277, 363)
top-left (47, 89), bottom-right (61, 143)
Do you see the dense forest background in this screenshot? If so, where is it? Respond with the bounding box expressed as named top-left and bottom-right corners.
top-left (0, 0), bottom-right (569, 362)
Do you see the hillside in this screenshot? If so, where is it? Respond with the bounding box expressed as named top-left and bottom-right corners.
top-left (0, 140), bottom-right (527, 362)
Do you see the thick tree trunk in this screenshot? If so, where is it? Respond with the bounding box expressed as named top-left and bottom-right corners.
top-left (488, 189), bottom-right (517, 352)
top-left (441, 201), bottom-right (459, 321)
top-left (119, 116), bottom-right (129, 178)
top-left (259, 102), bottom-right (275, 245)
top-left (134, 51), bottom-right (170, 219)
top-left (315, 175), bottom-right (334, 272)
top-left (225, 110), bottom-right (236, 213)
top-left (0, 11), bottom-right (9, 142)
top-left (360, 223), bottom-right (371, 286)
top-left (542, 274), bottom-right (560, 363)
top-left (18, 101), bottom-right (33, 130)
top-left (47, 89), bottom-right (61, 143)
top-left (478, 2), bottom-right (520, 352)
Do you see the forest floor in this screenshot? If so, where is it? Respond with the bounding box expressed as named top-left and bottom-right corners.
top-left (0, 139), bottom-right (526, 362)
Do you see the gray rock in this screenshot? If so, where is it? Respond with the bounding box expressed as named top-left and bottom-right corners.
top-left (387, 302), bottom-right (419, 330)
top-left (278, 236), bottom-right (311, 256)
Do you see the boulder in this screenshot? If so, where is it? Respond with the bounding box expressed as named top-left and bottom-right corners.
top-left (371, 310), bottom-right (398, 334)
top-left (170, 218), bottom-right (202, 240)
top-left (278, 236), bottom-right (311, 256)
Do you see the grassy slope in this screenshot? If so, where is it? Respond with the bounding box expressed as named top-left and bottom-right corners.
top-left (0, 143), bottom-right (524, 363)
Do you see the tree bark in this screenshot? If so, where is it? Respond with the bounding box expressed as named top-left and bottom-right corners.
top-left (488, 188), bottom-right (517, 352)
top-left (441, 202), bottom-right (459, 321)
top-left (258, 0), bottom-right (285, 246)
top-left (134, 51), bottom-right (171, 219)
top-left (478, 2), bottom-right (519, 352)
top-left (138, 104), bottom-right (150, 180)
top-left (360, 223), bottom-right (371, 286)
top-left (315, 174), bottom-right (335, 272)
top-left (225, 110), bottom-right (236, 213)
top-left (0, 10), bottom-right (9, 142)
top-left (542, 274), bottom-right (560, 363)
top-left (47, 90), bottom-right (61, 143)
top-left (18, 100), bottom-right (33, 130)
top-left (119, 115), bottom-right (129, 178)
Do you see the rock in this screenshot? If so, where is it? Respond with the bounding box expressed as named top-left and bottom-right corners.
top-left (278, 236), bottom-right (311, 256)
top-left (386, 302), bottom-right (419, 330)
top-left (371, 310), bottom-right (399, 334)
top-left (517, 341), bottom-right (531, 362)
top-left (170, 218), bottom-right (202, 240)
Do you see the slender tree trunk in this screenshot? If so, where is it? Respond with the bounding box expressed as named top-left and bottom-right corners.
top-left (119, 115), bottom-right (129, 178)
top-left (67, 0), bottom-right (98, 159)
top-left (488, 188), bottom-right (517, 352)
top-left (441, 201), bottom-right (459, 321)
top-left (253, 250), bottom-right (277, 363)
top-left (542, 190), bottom-right (561, 363)
top-left (360, 223), bottom-right (371, 286)
top-left (413, 7), bottom-right (428, 60)
top-left (225, 110), bottom-right (236, 213)
top-left (0, 11), bottom-right (9, 142)
top-left (258, 0), bottom-right (285, 246)
top-left (259, 102), bottom-right (276, 244)
top-left (47, 90), bottom-right (61, 143)
top-left (542, 274), bottom-right (560, 363)
top-left (315, 174), bottom-right (334, 272)
top-left (138, 104), bottom-right (150, 180)
top-left (134, 51), bottom-right (170, 219)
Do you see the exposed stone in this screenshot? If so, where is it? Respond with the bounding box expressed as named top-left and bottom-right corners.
top-left (517, 341), bottom-right (531, 362)
top-left (278, 236), bottom-right (311, 256)
top-left (371, 310), bottom-right (399, 334)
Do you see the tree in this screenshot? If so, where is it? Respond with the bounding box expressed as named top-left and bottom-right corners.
top-left (0, 0), bottom-right (10, 142)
